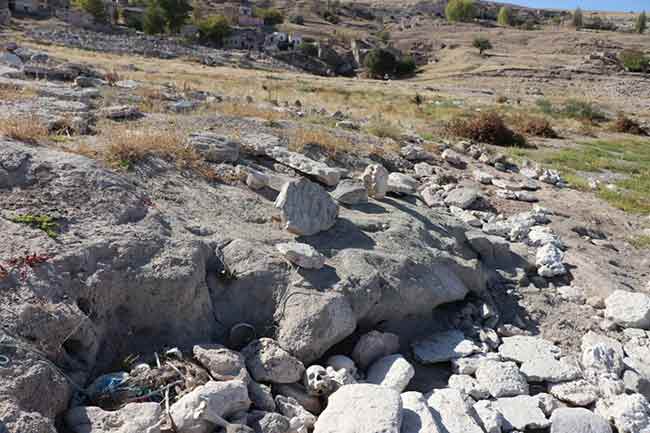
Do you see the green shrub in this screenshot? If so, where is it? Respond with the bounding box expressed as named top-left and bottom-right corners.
top-left (562, 99), bottom-right (607, 122)
top-left (158, 0), bottom-right (192, 33)
top-left (497, 6), bottom-right (511, 26)
top-left (74, 0), bottom-right (107, 23)
top-left (446, 111), bottom-right (526, 147)
top-left (289, 15), bottom-right (304, 25)
top-left (322, 10), bottom-right (340, 24)
top-left (11, 214), bottom-right (59, 238)
top-left (620, 49), bottom-right (650, 73)
top-left (636, 11), bottom-right (647, 34)
top-left (256, 8), bottom-right (284, 25)
top-left (197, 15), bottom-right (231, 45)
top-left (126, 14), bottom-right (143, 30)
top-left (299, 42), bottom-right (318, 57)
top-left (445, 0), bottom-right (475, 22)
top-left (364, 48), bottom-right (397, 78)
top-left (143, 0), bottom-right (166, 34)
top-left (472, 36), bottom-right (492, 55)
top-left (395, 56), bottom-right (416, 77)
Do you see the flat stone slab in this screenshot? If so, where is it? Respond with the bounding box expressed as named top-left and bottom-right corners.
top-left (520, 357), bottom-right (581, 383)
top-left (548, 379), bottom-right (599, 407)
top-left (475, 361), bottom-right (529, 398)
top-left (267, 147), bottom-right (343, 186)
top-left (411, 330), bottom-right (481, 364)
top-left (494, 395), bottom-right (551, 431)
top-left (550, 408), bottom-right (612, 433)
top-left (427, 388), bottom-right (484, 433)
top-left (605, 290), bottom-right (650, 330)
top-left (498, 336), bottom-right (561, 364)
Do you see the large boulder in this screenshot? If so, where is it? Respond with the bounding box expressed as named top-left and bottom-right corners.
top-left (241, 338), bottom-right (305, 384)
top-left (274, 178), bottom-right (339, 236)
top-left (550, 408), bottom-right (612, 433)
top-left (65, 403), bottom-right (161, 433)
top-left (313, 384), bottom-right (402, 433)
top-left (193, 344), bottom-right (250, 383)
top-left (188, 132), bottom-right (240, 163)
top-left (351, 330), bottom-right (400, 370)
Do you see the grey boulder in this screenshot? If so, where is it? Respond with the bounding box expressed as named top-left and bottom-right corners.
top-left (65, 403), bottom-right (161, 433)
top-left (352, 330), bottom-right (400, 370)
top-left (412, 330), bottom-right (481, 364)
top-left (188, 132), bottom-right (240, 163)
top-left (275, 242), bottom-right (326, 269)
top-left (331, 179), bottom-right (368, 205)
top-left (275, 178), bottom-right (339, 236)
top-left (605, 290), bottom-right (650, 330)
top-left (242, 338), bottom-right (305, 384)
top-left (550, 408), bottom-right (612, 433)
top-left (365, 354), bottom-right (415, 392)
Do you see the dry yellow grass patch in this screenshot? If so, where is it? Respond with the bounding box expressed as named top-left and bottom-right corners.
top-left (284, 128), bottom-right (355, 155)
top-left (0, 115), bottom-right (49, 144)
top-left (0, 83), bottom-right (37, 102)
top-left (217, 102), bottom-right (288, 121)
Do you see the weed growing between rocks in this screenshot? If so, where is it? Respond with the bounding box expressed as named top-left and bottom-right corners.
top-left (11, 214), bottom-right (59, 239)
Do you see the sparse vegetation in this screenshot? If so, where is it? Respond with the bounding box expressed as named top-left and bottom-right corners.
top-left (11, 214), bottom-right (59, 239)
top-left (284, 128), bottom-right (354, 155)
top-left (299, 42), bottom-right (319, 57)
top-left (514, 115), bottom-right (558, 138)
top-left (619, 49), bottom-right (650, 73)
top-left (536, 98), bottom-right (607, 123)
top-left (255, 8), bottom-right (284, 26)
top-left (143, 0), bottom-right (167, 35)
top-left (447, 111), bottom-right (526, 147)
top-left (497, 6), bottom-right (512, 26)
top-left (364, 48), bottom-right (417, 79)
top-left (629, 234), bottom-right (650, 249)
top-left (636, 11), bottom-right (647, 34)
top-left (612, 113), bottom-right (647, 136)
top-left (74, 0), bottom-right (108, 23)
top-left (0, 115), bottom-right (50, 144)
top-left (445, 0), bottom-right (476, 23)
top-left (157, 0), bottom-right (192, 33)
top-left (472, 36), bottom-right (492, 55)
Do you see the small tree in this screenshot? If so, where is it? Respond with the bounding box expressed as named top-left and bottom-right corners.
top-left (158, 0), bottom-right (192, 33)
top-left (572, 7), bottom-right (583, 29)
top-left (143, 0), bottom-right (166, 34)
top-left (256, 8), bottom-right (284, 25)
top-left (636, 11), bottom-right (647, 34)
top-left (473, 36), bottom-right (492, 55)
top-left (445, 0), bottom-right (475, 22)
top-left (299, 42), bottom-right (318, 57)
top-left (197, 15), bottom-right (231, 45)
top-left (75, 0), bottom-right (108, 23)
top-left (497, 6), bottom-right (511, 26)
top-left (364, 48), bottom-right (397, 78)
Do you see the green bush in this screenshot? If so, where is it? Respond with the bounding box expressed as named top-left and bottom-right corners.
top-left (637, 11), bottom-right (647, 34)
top-left (446, 111), bottom-right (526, 147)
top-left (256, 8), bottom-right (284, 25)
top-left (158, 0), bottom-right (192, 33)
top-left (445, 0), bottom-right (475, 22)
top-left (126, 14), bottom-right (143, 30)
top-left (322, 10), bottom-right (340, 24)
top-left (299, 42), bottom-right (318, 57)
top-left (472, 36), bottom-right (492, 55)
top-left (74, 0), bottom-right (108, 23)
top-left (197, 15), bottom-right (231, 45)
top-left (620, 49), bottom-right (650, 73)
top-left (364, 48), bottom-right (397, 78)
top-left (497, 6), bottom-right (511, 26)
top-left (395, 56), bottom-right (416, 77)
top-left (562, 99), bottom-right (607, 122)
top-left (289, 15), bottom-right (304, 25)
top-left (143, 0), bottom-right (166, 34)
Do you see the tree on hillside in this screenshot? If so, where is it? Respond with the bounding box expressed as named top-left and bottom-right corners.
top-left (473, 36), bottom-right (492, 55)
top-left (497, 6), bottom-right (512, 26)
top-left (143, 0), bottom-right (166, 34)
top-left (197, 15), bottom-right (231, 46)
top-left (364, 48), bottom-right (397, 78)
top-left (572, 7), bottom-right (583, 29)
top-left (75, 0), bottom-right (108, 23)
top-left (636, 11), bottom-right (647, 34)
top-left (445, 0), bottom-right (476, 23)
top-left (158, 0), bottom-right (192, 33)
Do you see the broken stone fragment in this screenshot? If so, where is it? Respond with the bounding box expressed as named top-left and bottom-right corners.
top-left (411, 329), bottom-right (480, 364)
top-left (188, 132), bottom-right (240, 163)
top-left (331, 179), bottom-right (368, 205)
top-left (276, 242), bottom-right (326, 269)
top-left (605, 290), bottom-right (650, 330)
top-left (352, 330), bottom-right (400, 370)
top-left (365, 354), bottom-right (415, 392)
top-left (274, 178), bottom-right (339, 236)
top-left (387, 172), bottom-right (419, 195)
top-left (65, 402), bottom-right (162, 433)
top-left (361, 164), bottom-right (389, 199)
top-left (241, 338), bottom-right (305, 384)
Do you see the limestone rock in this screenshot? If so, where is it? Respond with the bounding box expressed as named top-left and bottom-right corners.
top-left (274, 178), bottom-right (339, 236)
top-left (448, 374), bottom-right (490, 400)
top-left (442, 149), bottom-right (465, 167)
top-left (275, 242), bottom-right (326, 269)
top-left (414, 162), bottom-right (436, 178)
top-left (550, 408), bottom-right (612, 433)
top-left (313, 384), bottom-right (402, 433)
top-left (605, 290), bottom-right (650, 330)
top-left (520, 357), bottom-right (581, 383)
top-left (240, 132), bottom-right (284, 155)
top-left (275, 289), bottom-right (356, 363)
top-left (426, 388), bottom-right (484, 433)
top-left (331, 179), bottom-right (368, 205)
top-left (474, 170), bottom-right (494, 185)
top-left (361, 164), bottom-right (389, 199)
top-left (387, 172), bottom-right (419, 195)
top-left (582, 343), bottom-right (624, 377)
top-left (548, 379), bottom-right (599, 406)
top-left (444, 187), bottom-right (482, 210)
top-left (242, 338), bottom-right (305, 384)
top-left (599, 393), bottom-right (650, 433)
top-left (494, 395), bottom-right (550, 431)
top-left (412, 330), bottom-right (481, 364)
top-left (366, 354), bottom-right (415, 392)
top-left (193, 344), bottom-right (250, 383)
top-left (100, 105), bottom-right (142, 120)
top-left (170, 380), bottom-right (250, 433)
top-left (401, 391), bottom-right (443, 433)
top-left (65, 403), bottom-right (161, 433)
top-left (473, 400), bottom-right (505, 433)
top-left (248, 411), bottom-right (292, 433)
top-left (351, 331), bottom-right (400, 370)
top-left (401, 144), bottom-right (432, 161)
top-left (475, 361), bottom-right (529, 398)
top-left (420, 185), bottom-right (445, 207)
top-left (498, 336), bottom-right (561, 364)
top-left (188, 132), bottom-right (240, 163)
top-left (275, 395), bottom-right (317, 431)
top-left (536, 243), bottom-right (567, 278)
top-left (248, 381), bottom-right (276, 412)
top-left (266, 147), bottom-right (343, 186)
top-left (273, 383), bottom-right (322, 415)
top-left (451, 353), bottom-right (501, 375)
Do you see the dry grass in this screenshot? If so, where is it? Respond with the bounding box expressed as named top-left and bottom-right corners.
top-left (0, 115), bottom-right (50, 144)
top-left (0, 83), bottom-right (37, 102)
top-left (446, 111), bottom-right (528, 147)
top-left (512, 114), bottom-right (558, 138)
top-left (285, 128), bottom-right (355, 155)
top-left (217, 102), bottom-right (288, 121)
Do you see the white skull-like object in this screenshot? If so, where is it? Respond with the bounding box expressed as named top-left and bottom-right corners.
top-left (326, 355), bottom-right (359, 379)
top-left (304, 365), bottom-right (334, 396)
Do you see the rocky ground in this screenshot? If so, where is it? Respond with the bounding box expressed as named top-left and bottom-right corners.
top-left (1, 17), bottom-right (650, 433)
